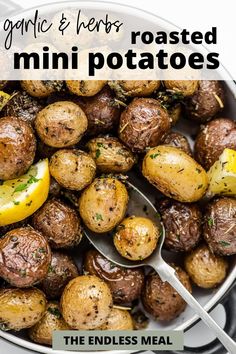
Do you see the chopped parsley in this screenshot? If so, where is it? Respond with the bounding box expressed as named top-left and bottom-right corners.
top-left (13, 200), bottom-right (20, 205)
top-left (97, 143), bottom-right (104, 148)
top-left (47, 307), bottom-right (61, 319)
top-left (95, 213), bottom-right (103, 221)
top-left (207, 218), bottom-right (214, 227)
top-left (218, 240), bottom-right (231, 247)
top-left (150, 153), bottom-right (160, 159)
top-left (13, 183), bottom-right (28, 193)
top-left (95, 149), bottom-right (101, 159)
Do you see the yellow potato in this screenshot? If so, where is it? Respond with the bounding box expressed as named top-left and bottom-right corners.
top-left (86, 136), bottom-right (136, 173)
top-left (142, 145), bottom-right (208, 202)
top-left (66, 80), bottom-right (107, 96)
top-left (0, 288), bottom-right (46, 331)
top-left (28, 302), bottom-right (70, 345)
top-left (114, 216), bottom-right (159, 261)
top-left (109, 80), bottom-right (161, 99)
top-left (98, 307), bottom-right (133, 330)
top-left (184, 244), bottom-right (228, 288)
top-left (164, 80), bottom-right (199, 97)
top-left (79, 177), bottom-right (129, 233)
top-left (61, 275), bottom-right (113, 329)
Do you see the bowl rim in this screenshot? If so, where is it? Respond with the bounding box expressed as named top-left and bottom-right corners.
top-left (0, 2), bottom-right (236, 354)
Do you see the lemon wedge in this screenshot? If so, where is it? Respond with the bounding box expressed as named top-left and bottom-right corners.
top-left (207, 148), bottom-right (236, 196)
top-left (0, 91), bottom-right (11, 110)
top-left (0, 159), bottom-right (50, 226)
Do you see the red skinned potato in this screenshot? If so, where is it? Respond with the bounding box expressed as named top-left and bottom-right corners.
top-left (84, 249), bottom-right (144, 304)
top-left (185, 80), bottom-right (225, 123)
top-left (0, 226), bottom-right (51, 287)
top-left (194, 118), bottom-right (236, 170)
top-left (142, 266), bottom-right (192, 321)
top-left (0, 116), bottom-right (36, 180)
top-left (119, 98), bottom-right (171, 153)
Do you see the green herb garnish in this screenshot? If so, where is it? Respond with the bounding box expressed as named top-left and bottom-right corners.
top-left (95, 149), bottom-right (101, 159)
top-left (207, 218), bottom-right (214, 227)
top-left (47, 307), bottom-right (61, 319)
top-left (150, 153), bottom-right (160, 159)
top-left (218, 240), bottom-right (231, 247)
top-left (95, 213), bottom-right (103, 221)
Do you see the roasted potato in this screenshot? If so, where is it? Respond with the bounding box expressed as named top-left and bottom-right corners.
top-left (1, 91), bottom-right (44, 126)
top-left (203, 197), bottom-right (236, 256)
top-left (119, 98), bottom-right (171, 153)
top-left (194, 118), bottom-right (236, 170)
top-left (21, 80), bottom-right (63, 98)
top-left (98, 307), bottom-right (133, 330)
top-left (114, 216), bottom-right (159, 261)
top-left (142, 145), bottom-right (208, 202)
top-left (49, 149), bottom-right (96, 190)
top-left (86, 136), bottom-right (136, 173)
top-left (79, 177), bottom-right (129, 233)
top-left (0, 116), bottom-right (36, 180)
top-left (28, 302), bottom-right (70, 345)
top-left (35, 101), bottom-right (88, 148)
top-left (40, 251), bottom-right (79, 299)
top-left (75, 86), bottom-right (121, 136)
top-left (185, 80), bottom-right (225, 122)
top-left (162, 131), bottom-right (192, 156)
top-left (0, 288), bottom-right (46, 331)
top-left (0, 226), bottom-right (51, 287)
top-left (164, 80), bottom-right (199, 97)
top-left (159, 199), bottom-right (202, 252)
top-left (84, 249), bottom-right (144, 304)
top-left (109, 80), bottom-right (161, 99)
top-left (32, 198), bottom-right (83, 249)
top-left (60, 275), bottom-right (113, 329)
top-left (66, 80), bottom-right (107, 96)
top-left (184, 244), bottom-right (228, 288)
top-left (142, 266), bottom-right (192, 321)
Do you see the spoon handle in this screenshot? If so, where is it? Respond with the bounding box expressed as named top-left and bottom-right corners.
top-left (152, 262), bottom-right (236, 354)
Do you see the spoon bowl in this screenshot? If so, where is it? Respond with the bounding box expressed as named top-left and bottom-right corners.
top-left (84, 178), bottom-right (236, 354)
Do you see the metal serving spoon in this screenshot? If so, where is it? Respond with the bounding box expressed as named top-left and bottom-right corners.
top-left (83, 180), bottom-right (236, 354)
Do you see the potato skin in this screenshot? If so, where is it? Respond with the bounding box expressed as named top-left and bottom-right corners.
top-left (109, 80), bottom-right (161, 99)
top-left (60, 275), bottom-right (113, 329)
top-left (35, 101), bottom-right (88, 148)
top-left (0, 227), bottom-right (51, 288)
top-left (1, 91), bottom-right (44, 126)
top-left (159, 199), bottom-right (202, 252)
top-left (79, 177), bottom-right (129, 233)
top-left (194, 118), bottom-right (236, 170)
top-left (142, 145), bottom-right (208, 202)
top-left (164, 80), bottom-right (199, 97)
top-left (66, 80), bottom-right (107, 96)
top-left (49, 149), bottom-right (96, 190)
top-left (84, 249), bottom-right (144, 304)
top-left (86, 136), bottom-right (135, 173)
top-left (0, 288), bottom-right (46, 331)
top-left (119, 98), bottom-right (170, 153)
top-left (142, 266), bottom-right (192, 321)
top-left (0, 116), bottom-right (36, 180)
top-left (98, 308), bottom-right (133, 330)
top-left (185, 81), bottom-right (225, 122)
top-left (75, 86), bottom-right (121, 136)
top-left (184, 244), bottom-right (228, 288)
top-left (21, 80), bottom-right (63, 98)
top-left (162, 131), bottom-right (192, 156)
top-left (114, 216), bottom-right (159, 261)
top-left (40, 251), bottom-right (79, 299)
top-left (203, 197), bottom-right (236, 256)
top-left (32, 198), bottom-right (83, 249)
top-left (28, 302), bottom-right (70, 345)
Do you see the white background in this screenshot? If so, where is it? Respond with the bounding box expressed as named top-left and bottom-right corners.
top-left (11, 0), bottom-right (235, 78)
